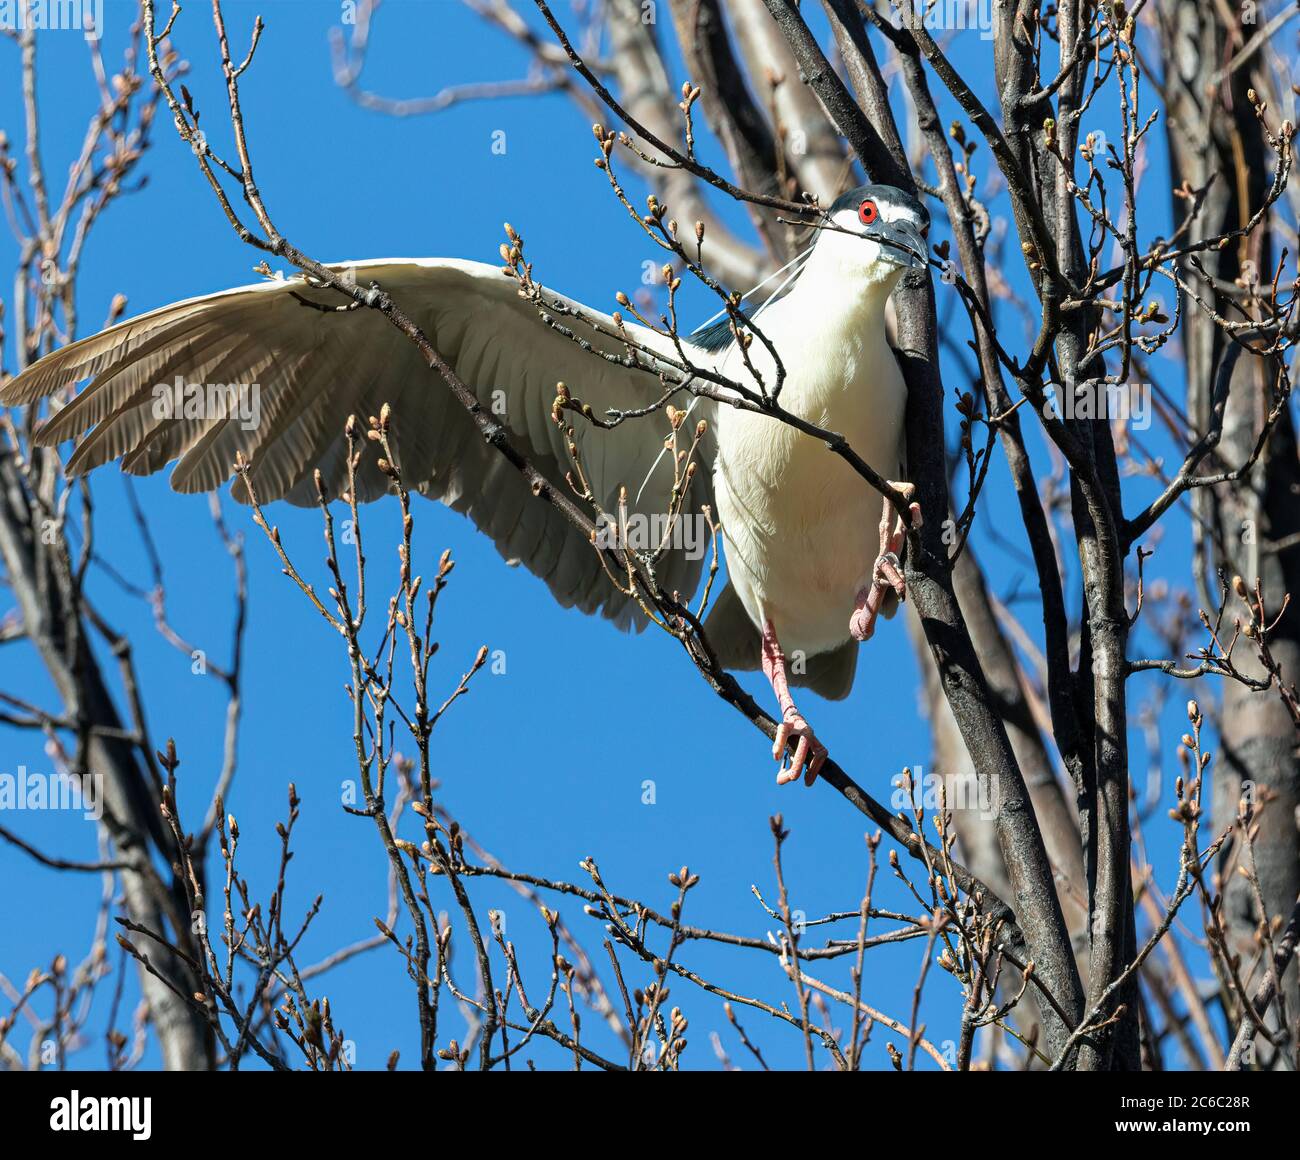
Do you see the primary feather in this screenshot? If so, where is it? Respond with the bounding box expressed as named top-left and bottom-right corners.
top-left (3, 259), bottom-right (715, 630)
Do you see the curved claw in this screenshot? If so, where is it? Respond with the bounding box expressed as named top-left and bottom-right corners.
top-left (773, 712), bottom-right (828, 787)
top-left (874, 549), bottom-right (906, 599)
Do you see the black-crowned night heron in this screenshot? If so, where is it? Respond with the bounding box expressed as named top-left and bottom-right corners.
top-left (2, 183), bottom-right (929, 787)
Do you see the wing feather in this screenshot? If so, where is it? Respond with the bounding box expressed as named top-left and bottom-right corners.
top-left (2, 259), bottom-right (715, 628)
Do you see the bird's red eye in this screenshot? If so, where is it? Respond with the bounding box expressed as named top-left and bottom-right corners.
top-left (858, 199), bottom-right (878, 225)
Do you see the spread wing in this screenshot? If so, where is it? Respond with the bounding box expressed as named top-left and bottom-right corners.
top-left (1, 259), bottom-right (715, 629)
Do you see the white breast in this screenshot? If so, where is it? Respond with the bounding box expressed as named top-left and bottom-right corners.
top-left (704, 271), bottom-right (907, 658)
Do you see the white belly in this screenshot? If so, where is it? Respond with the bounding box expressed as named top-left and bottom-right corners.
top-left (710, 316), bottom-right (907, 657)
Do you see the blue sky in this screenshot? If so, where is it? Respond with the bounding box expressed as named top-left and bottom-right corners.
top-left (0, 0), bottom-right (1228, 1070)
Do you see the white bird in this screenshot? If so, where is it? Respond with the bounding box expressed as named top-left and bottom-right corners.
top-left (2, 183), bottom-right (928, 786)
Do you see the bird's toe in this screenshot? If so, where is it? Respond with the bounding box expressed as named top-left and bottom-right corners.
top-left (874, 550), bottom-right (906, 599)
top-left (849, 603), bottom-right (876, 641)
top-left (774, 713), bottom-right (827, 787)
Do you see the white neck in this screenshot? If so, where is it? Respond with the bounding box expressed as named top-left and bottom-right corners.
top-left (797, 237), bottom-right (904, 309)
top-left (758, 248), bottom-right (900, 359)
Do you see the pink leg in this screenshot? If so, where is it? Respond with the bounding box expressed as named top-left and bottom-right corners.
top-left (761, 619), bottom-right (827, 787)
top-left (850, 484), bottom-right (921, 643)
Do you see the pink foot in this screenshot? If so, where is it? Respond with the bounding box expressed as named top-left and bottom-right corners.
top-left (849, 487), bottom-right (920, 643)
top-left (773, 709), bottom-right (828, 786)
top-left (761, 619), bottom-right (827, 787)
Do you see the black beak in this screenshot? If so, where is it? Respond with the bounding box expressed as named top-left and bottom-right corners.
top-left (868, 220), bottom-right (928, 271)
